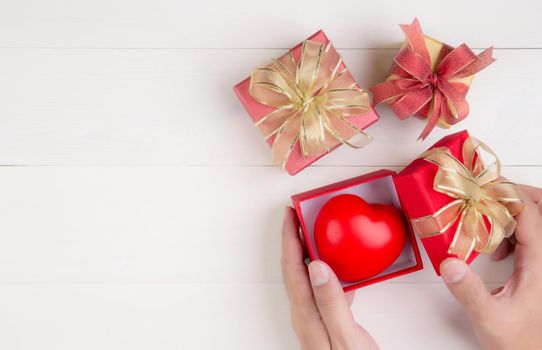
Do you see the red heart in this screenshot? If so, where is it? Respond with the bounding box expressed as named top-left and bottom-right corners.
top-left (314, 194), bottom-right (407, 282)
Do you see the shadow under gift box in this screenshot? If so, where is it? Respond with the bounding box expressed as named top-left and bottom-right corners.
top-left (233, 30), bottom-right (380, 176)
top-left (292, 169), bottom-right (424, 292)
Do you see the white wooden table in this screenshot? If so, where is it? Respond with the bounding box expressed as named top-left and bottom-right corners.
top-left (0, 1), bottom-right (541, 349)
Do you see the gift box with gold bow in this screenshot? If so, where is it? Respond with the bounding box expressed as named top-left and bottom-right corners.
top-left (395, 130), bottom-right (524, 274)
top-left (234, 31), bottom-right (380, 175)
top-left (372, 19), bottom-right (496, 140)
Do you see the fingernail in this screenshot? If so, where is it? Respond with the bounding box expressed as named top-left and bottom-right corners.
top-left (440, 259), bottom-right (468, 284)
top-left (308, 261), bottom-right (330, 287)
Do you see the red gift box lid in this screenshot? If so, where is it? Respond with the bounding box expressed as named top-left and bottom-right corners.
top-left (395, 130), bottom-right (479, 275)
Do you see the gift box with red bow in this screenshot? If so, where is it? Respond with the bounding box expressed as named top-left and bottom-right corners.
top-left (234, 31), bottom-right (379, 175)
top-left (292, 130), bottom-right (524, 290)
top-left (372, 19), bottom-right (496, 140)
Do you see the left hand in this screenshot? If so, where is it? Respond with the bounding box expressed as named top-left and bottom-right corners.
top-left (281, 207), bottom-right (379, 350)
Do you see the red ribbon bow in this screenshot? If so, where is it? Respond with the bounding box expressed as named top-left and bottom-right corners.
top-left (371, 19), bottom-right (495, 140)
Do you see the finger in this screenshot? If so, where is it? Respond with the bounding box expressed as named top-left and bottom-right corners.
top-left (440, 258), bottom-right (493, 320)
top-left (490, 239), bottom-right (512, 261)
top-left (512, 189), bottom-right (542, 251)
top-left (511, 204), bottom-right (542, 271)
top-left (490, 284), bottom-right (512, 297)
top-left (345, 291), bottom-right (355, 307)
top-left (308, 261), bottom-right (360, 348)
top-left (519, 184), bottom-right (542, 207)
top-left (281, 207), bottom-right (305, 267)
top-left (281, 207), bottom-right (330, 349)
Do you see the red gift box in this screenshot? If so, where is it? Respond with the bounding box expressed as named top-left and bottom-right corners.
top-left (292, 169), bottom-right (423, 291)
top-left (234, 30), bottom-right (380, 175)
top-left (371, 19), bottom-right (495, 140)
top-left (395, 130), bottom-right (476, 275)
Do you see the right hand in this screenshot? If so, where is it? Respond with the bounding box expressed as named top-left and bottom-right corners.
top-left (439, 185), bottom-right (542, 350)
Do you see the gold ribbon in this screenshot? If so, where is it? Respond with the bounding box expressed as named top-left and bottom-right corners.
top-left (411, 137), bottom-right (524, 260)
top-left (249, 40), bottom-right (372, 168)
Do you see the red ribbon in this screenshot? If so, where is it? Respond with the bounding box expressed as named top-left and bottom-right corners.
top-left (371, 19), bottom-right (495, 140)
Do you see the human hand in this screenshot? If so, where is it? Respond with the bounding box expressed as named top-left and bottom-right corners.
top-left (281, 207), bottom-right (379, 350)
top-left (440, 185), bottom-right (542, 350)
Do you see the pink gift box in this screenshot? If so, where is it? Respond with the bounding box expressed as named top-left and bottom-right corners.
top-left (234, 30), bottom-right (380, 175)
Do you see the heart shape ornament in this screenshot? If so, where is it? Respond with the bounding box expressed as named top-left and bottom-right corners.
top-left (314, 194), bottom-right (407, 282)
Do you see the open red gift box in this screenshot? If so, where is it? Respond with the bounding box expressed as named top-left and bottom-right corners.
top-left (292, 169), bottom-right (424, 291)
top-left (291, 130), bottom-right (515, 291)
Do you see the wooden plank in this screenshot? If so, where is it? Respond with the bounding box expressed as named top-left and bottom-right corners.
top-left (0, 283), bottom-right (296, 350)
top-left (0, 49), bottom-right (540, 166)
top-left (0, 0), bottom-right (541, 48)
top-left (0, 282), bottom-right (493, 349)
top-left (0, 166), bottom-right (537, 284)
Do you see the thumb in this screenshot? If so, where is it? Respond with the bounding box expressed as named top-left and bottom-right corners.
top-left (440, 258), bottom-right (493, 318)
top-left (308, 261), bottom-right (358, 342)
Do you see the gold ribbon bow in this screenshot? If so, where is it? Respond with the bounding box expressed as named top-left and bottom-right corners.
top-left (249, 40), bottom-right (372, 168)
top-left (411, 137), bottom-right (524, 260)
